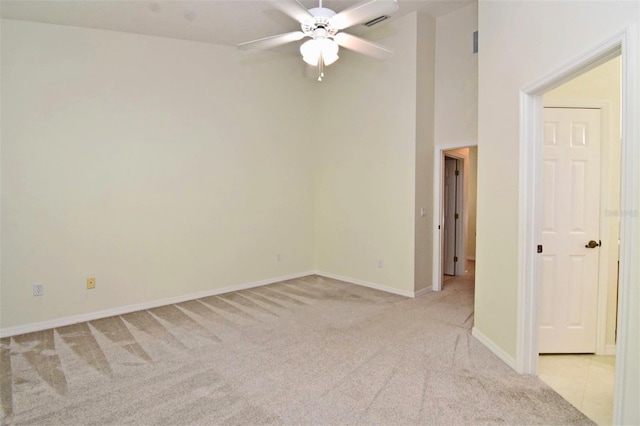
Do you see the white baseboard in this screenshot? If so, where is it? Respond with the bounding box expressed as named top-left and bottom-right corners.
top-left (312, 270), bottom-right (415, 298)
top-left (604, 344), bottom-right (616, 355)
top-left (414, 287), bottom-right (433, 298)
top-left (0, 271), bottom-right (314, 338)
top-left (472, 326), bottom-right (517, 371)
top-left (2, 270), bottom-right (429, 338)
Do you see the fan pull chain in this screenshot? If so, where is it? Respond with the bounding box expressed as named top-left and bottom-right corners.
top-left (318, 53), bottom-right (324, 81)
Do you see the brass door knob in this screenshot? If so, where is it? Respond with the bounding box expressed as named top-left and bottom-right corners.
top-left (585, 240), bottom-right (600, 249)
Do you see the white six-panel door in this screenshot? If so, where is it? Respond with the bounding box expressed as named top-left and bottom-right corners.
top-left (539, 107), bottom-right (601, 353)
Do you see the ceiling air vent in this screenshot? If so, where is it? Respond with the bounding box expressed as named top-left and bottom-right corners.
top-left (364, 15), bottom-right (389, 27)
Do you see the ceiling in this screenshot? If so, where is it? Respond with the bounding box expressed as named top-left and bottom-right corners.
top-left (0, 0), bottom-right (474, 47)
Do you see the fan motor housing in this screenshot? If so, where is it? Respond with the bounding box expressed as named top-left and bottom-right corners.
top-left (302, 7), bottom-right (338, 37)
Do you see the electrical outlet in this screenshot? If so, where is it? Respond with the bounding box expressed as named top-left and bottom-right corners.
top-left (33, 283), bottom-right (44, 296)
top-left (86, 277), bottom-right (96, 290)
top-left (276, 253), bottom-right (282, 262)
top-left (377, 260), bottom-right (384, 269)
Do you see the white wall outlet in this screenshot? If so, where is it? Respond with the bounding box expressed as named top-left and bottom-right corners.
top-left (276, 253), bottom-right (282, 262)
top-left (33, 283), bottom-right (44, 296)
top-left (377, 260), bottom-right (384, 269)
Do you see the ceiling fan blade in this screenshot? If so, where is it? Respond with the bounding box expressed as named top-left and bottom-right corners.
top-left (238, 31), bottom-right (306, 51)
top-left (334, 32), bottom-right (392, 60)
top-left (271, 0), bottom-right (313, 23)
top-left (330, 0), bottom-right (399, 30)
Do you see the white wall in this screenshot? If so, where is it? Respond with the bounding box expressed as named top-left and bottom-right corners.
top-left (313, 12), bottom-right (422, 294)
top-left (430, 3), bottom-right (478, 283)
top-left (414, 12), bottom-right (437, 293)
top-left (1, 20), bottom-right (316, 330)
top-left (434, 2), bottom-right (478, 144)
top-left (545, 57), bottom-right (621, 350)
top-left (467, 146), bottom-right (477, 260)
top-left (1, 11), bottom-right (439, 331)
top-left (476, 1), bottom-right (639, 423)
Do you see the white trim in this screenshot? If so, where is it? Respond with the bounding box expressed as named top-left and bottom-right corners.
top-left (605, 344), bottom-right (617, 356)
top-left (518, 89), bottom-right (542, 375)
top-left (472, 327), bottom-right (517, 370)
top-left (313, 270), bottom-right (415, 298)
top-left (518, 30), bottom-right (625, 375)
top-left (614, 23), bottom-right (639, 426)
top-left (1, 270), bottom-right (426, 338)
top-left (518, 26), bottom-right (638, 425)
top-left (443, 153), bottom-right (467, 277)
top-left (544, 100), bottom-right (614, 357)
top-left (0, 271), bottom-right (314, 338)
top-left (414, 287), bottom-right (433, 298)
top-left (432, 148), bottom-right (444, 291)
top-left (522, 42), bottom-right (622, 97)
top-left (432, 141), bottom-right (478, 292)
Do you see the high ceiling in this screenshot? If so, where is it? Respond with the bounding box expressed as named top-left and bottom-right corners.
top-left (0, 0), bottom-right (474, 47)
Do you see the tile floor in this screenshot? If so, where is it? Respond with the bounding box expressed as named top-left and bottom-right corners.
top-left (538, 354), bottom-right (615, 425)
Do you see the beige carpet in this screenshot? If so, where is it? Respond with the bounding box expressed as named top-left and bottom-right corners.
top-left (0, 272), bottom-right (592, 425)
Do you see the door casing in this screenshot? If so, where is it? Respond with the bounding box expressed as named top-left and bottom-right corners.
top-left (518, 27), bottom-right (638, 425)
top-left (432, 143), bottom-right (477, 291)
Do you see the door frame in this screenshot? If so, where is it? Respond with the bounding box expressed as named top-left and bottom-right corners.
top-left (543, 100), bottom-right (615, 356)
top-left (432, 142), bottom-right (477, 291)
top-left (518, 27), bottom-right (638, 424)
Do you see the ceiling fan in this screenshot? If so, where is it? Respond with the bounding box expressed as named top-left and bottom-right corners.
top-left (238, 0), bottom-right (399, 81)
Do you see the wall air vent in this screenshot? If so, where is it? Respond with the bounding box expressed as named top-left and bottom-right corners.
top-left (364, 15), bottom-right (389, 27)
top-left (473, 31), bottom-right (478, 54)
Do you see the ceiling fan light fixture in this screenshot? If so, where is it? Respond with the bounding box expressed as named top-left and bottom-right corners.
top-left (238, 0), bottom-right (398, 80)
top-left (300, 38), bottom-right (339, 66)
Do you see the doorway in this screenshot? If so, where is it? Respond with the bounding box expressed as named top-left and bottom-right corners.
top-left (518, 27), bottom-right (637, 425)
top-left (433, 145), bottom-right (478, 291)
top-left (536, 55), bottom-right (621, 425)
top-left (538, 56), bottom-right (621, 357)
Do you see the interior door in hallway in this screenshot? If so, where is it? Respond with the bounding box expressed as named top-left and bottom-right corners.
top-left (443, 157), bottom-right (458, 276)
top-left (539, 107), bottom-right (601, 354)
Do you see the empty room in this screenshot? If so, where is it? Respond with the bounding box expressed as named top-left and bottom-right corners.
top-left (1, 0), bottom-right (638, 424)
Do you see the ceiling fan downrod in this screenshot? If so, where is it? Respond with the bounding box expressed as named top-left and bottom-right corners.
top-left (316, 0), bottom-right (325, 82)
